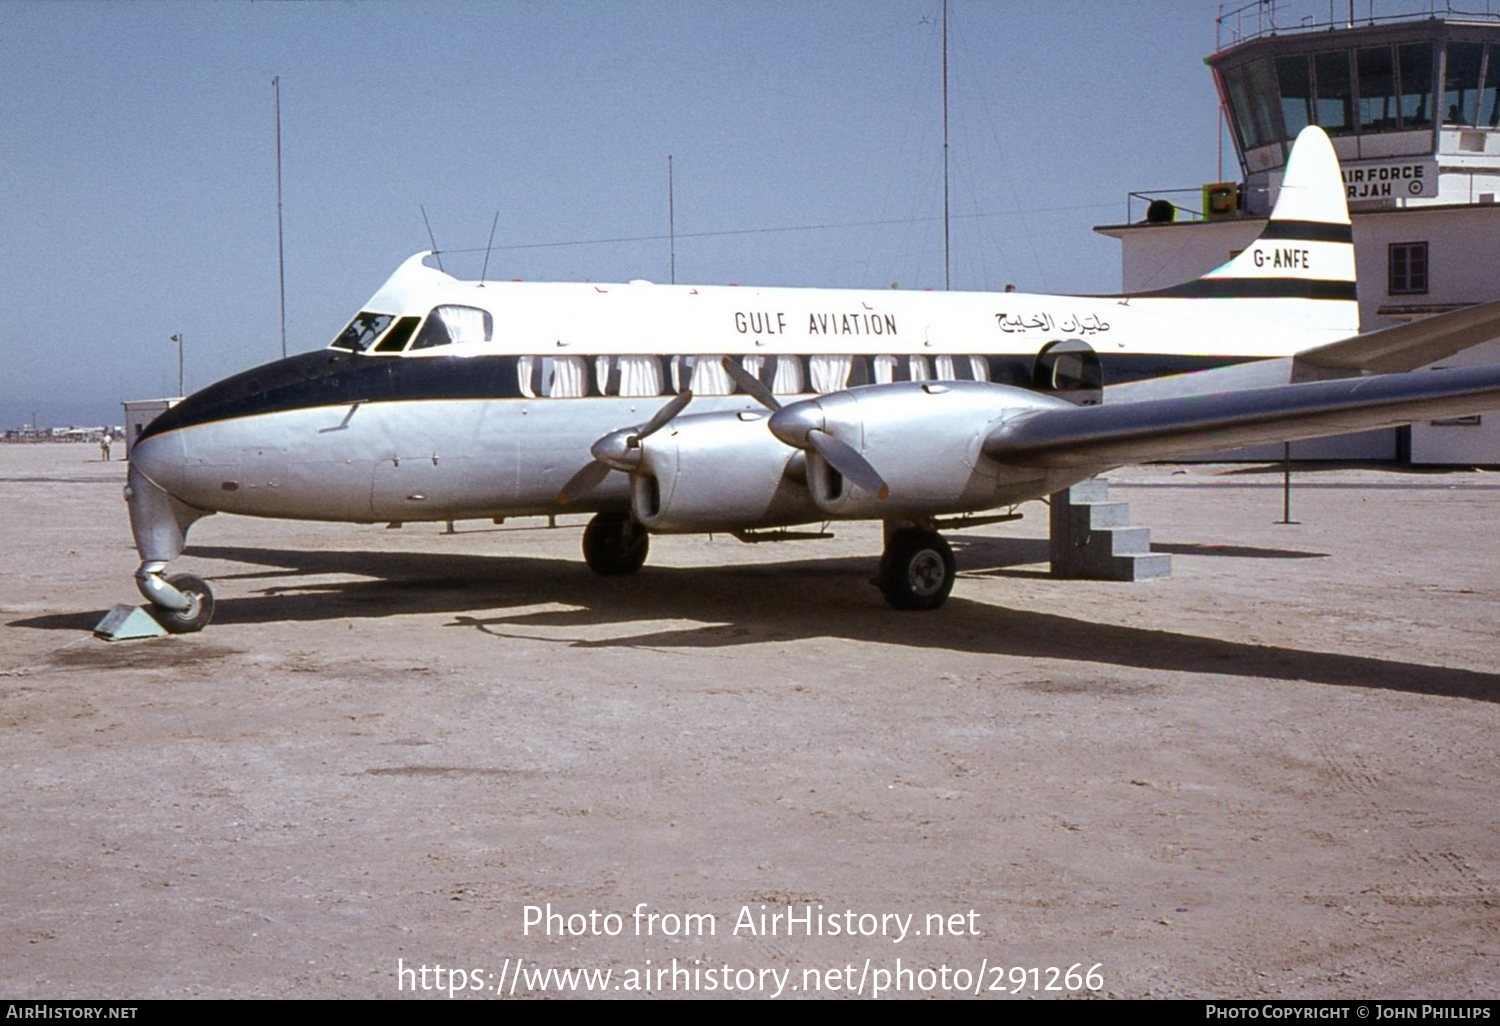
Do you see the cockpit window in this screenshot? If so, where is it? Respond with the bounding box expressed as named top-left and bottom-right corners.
top-left (410, 305), bottom-right (494, 350)
top-left (330, 312), bottom-right (395, 352)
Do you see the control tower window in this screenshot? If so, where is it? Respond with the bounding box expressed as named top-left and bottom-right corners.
top-left (1315, 51), bottom-right (1354, 134)
top-left (1358, 46), bottom-right (1398, 132)
top-left (1225, 59), bottom-right (1280, 149)
top-left (1277, 55), bottom-right (1313, 138)
top-left (1397, 43), bottom-right (1433, 127)
top-left (1443, 42), bottom-right (1483, 125)
top-left (1481, 47), bottom-right (1500, 127)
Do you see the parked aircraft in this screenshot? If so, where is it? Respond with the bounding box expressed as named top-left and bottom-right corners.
top-left (124, 127), bottom-right (1500, 631)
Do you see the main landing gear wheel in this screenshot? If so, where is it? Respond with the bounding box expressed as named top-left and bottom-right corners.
top-left (153, 573), bottom-right (215, 634)
top-left (879, 529), bottom-right (955, 611)
top-left (582, 512), bottom-right (650, 576)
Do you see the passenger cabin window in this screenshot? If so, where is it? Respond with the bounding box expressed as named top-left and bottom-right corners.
top-left (410, 305), bottom-right (493, 350)
top-left (519, 355), bottom-right (589, 398)
top-left (330, 312), bottom-right (394, 352)
top-left (595, 355), bottom-right (666, 396)
top-left (933, 355), bottom-right (990, 382)
top-left (809, 354), bottom-right (871, 392)
top-left (672, 355), bottom-right (735, 395)
top-left (740, 354), bottom-right (804, 394)
top-left (873, 355), bottom-right (930, 383)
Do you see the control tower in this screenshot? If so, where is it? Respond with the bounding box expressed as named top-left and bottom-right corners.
top-left (1213, 0), bottom-right (1500, 214)
top-left (1098, 0), bottom-right (1500, 464)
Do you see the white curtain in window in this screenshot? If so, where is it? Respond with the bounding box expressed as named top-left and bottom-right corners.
top-left (618, 355), bottom-right (662, 396)
top-left (688, 356), bottom-right (733, 395)
top-left (742, 355), bottom-right (804, 394)
top-left (549, 356), bottom-right (588, 397)
top-left (873, 355), bottom-right (930, 383)
top-left (517, 355), bottom-right (539, 397)
top-left (934, 355), bottom-right (987, 381)
top-left (435, 305), bottom-right (489, 344)
top-left (809, 355), bottom-right (852, 393)
top-left (770, 356), bottom-right (803, 394)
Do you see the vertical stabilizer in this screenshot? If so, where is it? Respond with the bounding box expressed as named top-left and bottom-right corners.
top-left (1133, 126), bottom-right (1359, 343)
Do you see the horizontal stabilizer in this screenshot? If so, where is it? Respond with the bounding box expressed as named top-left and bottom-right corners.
top-left (985, 364), bottom-right (1500, 468)
top-left (1295, 298), bottom-right (1500, 376)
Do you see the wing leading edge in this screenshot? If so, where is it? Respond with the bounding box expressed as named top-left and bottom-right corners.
top-left (984, 363), bottom-right (1500, 469)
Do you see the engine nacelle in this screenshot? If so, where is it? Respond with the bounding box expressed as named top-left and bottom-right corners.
top-left (773, 381), bottom-right (1063, 518)
top-left (630, 409), bottom-right (821, 532)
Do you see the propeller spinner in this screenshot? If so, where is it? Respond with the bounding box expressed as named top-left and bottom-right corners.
top-left (556, 390), bottom-right (694, 504)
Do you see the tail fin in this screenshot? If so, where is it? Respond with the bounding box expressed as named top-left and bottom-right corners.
top-left (1135, 126), bottom-right (1359, 341)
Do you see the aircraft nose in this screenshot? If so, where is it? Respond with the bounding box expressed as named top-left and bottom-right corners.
top-left (126, 429), bottom-right (186, 493)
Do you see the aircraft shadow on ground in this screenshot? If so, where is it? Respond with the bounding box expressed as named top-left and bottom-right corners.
top-left (13, 541), bottom-right (1491, 704)
top-left (949, 536), bottom-right (1328, 570)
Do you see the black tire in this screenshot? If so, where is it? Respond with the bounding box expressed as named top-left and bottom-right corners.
top-left (879, 529), bottom-right (955, 611)
top-left (582, 512), bottom-right (649, 576)
top-left (154, 573), bottom-right (215, 633)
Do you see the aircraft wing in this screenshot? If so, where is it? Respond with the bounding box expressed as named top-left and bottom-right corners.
top-left (984, 363), bottom-right (1500, 469)
top-left (1294, 298), bottom-right (1500, 376)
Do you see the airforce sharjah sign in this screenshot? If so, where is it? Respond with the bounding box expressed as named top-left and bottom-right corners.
top-left (1341, 158), bottom-right (1438, 202)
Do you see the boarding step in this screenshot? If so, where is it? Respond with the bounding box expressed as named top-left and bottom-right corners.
top-left (1049, 479), bottom-right (1171, 582)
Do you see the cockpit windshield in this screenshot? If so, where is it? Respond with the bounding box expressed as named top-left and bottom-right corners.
top-left (330, 312), bottom-right (395, 352)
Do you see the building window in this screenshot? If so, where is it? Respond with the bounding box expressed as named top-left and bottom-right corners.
top-left (1389, 241), bottom-right (1428, 295)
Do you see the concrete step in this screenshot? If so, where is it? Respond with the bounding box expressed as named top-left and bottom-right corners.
top-left (1049, 477), bottom-right (1171, 582)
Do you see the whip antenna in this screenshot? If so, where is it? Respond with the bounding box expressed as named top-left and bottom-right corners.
top-left (479, 211), bottom-right (499, 287)
top-left (420, 205), bottom-right (444, 272)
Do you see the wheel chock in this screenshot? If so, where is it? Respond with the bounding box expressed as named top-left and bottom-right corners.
top-left (94, 604), bottom-right (169, 641)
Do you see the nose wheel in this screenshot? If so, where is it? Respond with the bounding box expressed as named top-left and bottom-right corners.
top-left (878, 528), bottom-right (955, 610)
top-left (151, 573), bottom-right (216, 633)
top-left (582, 512), bottom-right (650, 576)
top-left (135, 563), bottom-right (216, 633)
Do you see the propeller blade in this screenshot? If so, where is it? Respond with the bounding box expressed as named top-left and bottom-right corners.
top-left (634, 389), bottom-right (693, 442)
top-left (555, 460), bottom-right (613, 505)
top-left (807, 429), bottom-right (889, 500)
top-left (720, 356), bottom-right (781, 411)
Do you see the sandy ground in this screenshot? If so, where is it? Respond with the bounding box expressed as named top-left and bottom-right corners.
top-left (2, 441), bottom-right (1497, 1000)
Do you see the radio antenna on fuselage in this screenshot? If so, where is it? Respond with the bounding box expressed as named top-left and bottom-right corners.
top-left (479, 211), bottom-right (499, 287)
top-left (420, 205), bottom-right (444, 273)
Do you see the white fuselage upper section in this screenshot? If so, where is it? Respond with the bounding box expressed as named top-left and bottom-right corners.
top-left (353, 252), bottom-right (1352, 362)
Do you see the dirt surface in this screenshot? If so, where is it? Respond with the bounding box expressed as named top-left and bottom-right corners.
top-left (2, 442), bottom-right (1497, 1000)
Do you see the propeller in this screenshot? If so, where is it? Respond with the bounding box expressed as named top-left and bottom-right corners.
top-left (767, 398), bottom-right (890, 501)
top-left (556, 390), bottom-right (693, 504)
top-left (806, 429), bottom-right (889, 500)
top-left (720, 356), bottom-right (780, 411)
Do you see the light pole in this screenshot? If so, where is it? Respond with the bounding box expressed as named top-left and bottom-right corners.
top-left (170, 333), bottom-right (183, 396)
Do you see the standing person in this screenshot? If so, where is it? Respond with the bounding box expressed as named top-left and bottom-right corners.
top-left (100, 432), bottom-right (112, 461)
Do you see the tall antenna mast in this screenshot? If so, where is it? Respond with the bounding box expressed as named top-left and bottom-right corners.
top-left (273, 76), bottom-right (287, 359)
top-left (942, 0), bottom-right (951, 291)
top-left (668, 154), bottom-right (677, 284)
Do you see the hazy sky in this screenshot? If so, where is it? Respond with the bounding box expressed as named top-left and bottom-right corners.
top-left (3, 0), bottom-right (1229, 427)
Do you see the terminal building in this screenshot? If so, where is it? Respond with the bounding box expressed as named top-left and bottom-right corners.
top-left (1097, 0), bottom-right (1500, 463)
